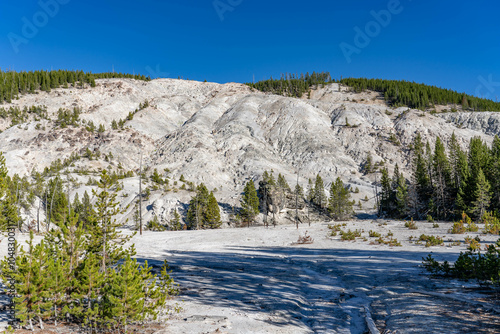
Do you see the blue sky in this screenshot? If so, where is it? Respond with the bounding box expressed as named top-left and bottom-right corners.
top-left (0, 0), bottom-right (499, 98)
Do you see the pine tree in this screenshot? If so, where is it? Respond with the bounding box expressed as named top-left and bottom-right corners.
top-left (307, 178), bottom-right (314, 202)
top-left (258, 173), bottom-right (275, 225)
top-left (328, 177), bottom-right (352, 220)
top-left (8, 233), bottom-right (53, 330)
top-left (80, 190), bottom-right (93, 226)
top-left (313, 174), bottom-right (327, 209)
top-left (88, 170), bottom-right (133, 274)
top-left (46, 176), bottom-right (68, 227)
top-left (472, 168), bottom-right (491, 219)
top-left (412, 133), bottom-right (430, 215)
top-left (45, 254), bottom-right (68, 325)
top-left (466, 137), bottom-right (490, 212)
top-left (488, 135), bottom-right (500, 211)
top-left (395, 172), bottom-right (409, 217)
top-left (101, 255), bottom-right (146, 332)
top-left (186, 184), bottom-right (221, 229)
top-left (71, 252), bottom-right (103, 329)
top-left (277, 174), bottom-right (290, 191)
top-left (170, 209), bottom-right (182, 231)
top-left (294, 183), bottom-right (304, 200)
top-left (206, 192), bottom-right (222, 229)
top-left (241, 180), bottom-right (260, 225)
top-left (448, 132), bottom-right (467, 194)
top-left (379, 167), bottom-right (393, 215)
top-left (425, 141), bottom-right (434, 190)
top-left (433, 136), bottom-right (451, 219)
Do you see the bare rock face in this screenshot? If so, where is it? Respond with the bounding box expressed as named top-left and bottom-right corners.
top-left (1, 78), bottom-right (499, 226)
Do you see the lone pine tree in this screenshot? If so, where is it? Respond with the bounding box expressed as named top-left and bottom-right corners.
top-left (472, 169), bottom-right (491, 219)
top-left (328, 177), bottom-right (353, 220)
top-left (241, 179), bottom-right (260, 225)
top-left (313, 174), bottom-right (327, 209)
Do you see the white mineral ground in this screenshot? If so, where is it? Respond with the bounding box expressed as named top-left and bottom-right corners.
top-left (0, 79), bottom-right (499, 332)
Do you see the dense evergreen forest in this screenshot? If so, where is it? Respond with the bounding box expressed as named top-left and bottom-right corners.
top-left (246, 72), bottom-right (500, 111)
top-left (378, 132), bottom-right (500, 229)
top-left (0, 70), bottom-right (150, 103)
top-left (341, 77), bottom-right (500, 111)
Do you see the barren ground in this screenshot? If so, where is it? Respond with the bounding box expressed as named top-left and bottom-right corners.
top-left (1, 218), bottom-right (499, 333)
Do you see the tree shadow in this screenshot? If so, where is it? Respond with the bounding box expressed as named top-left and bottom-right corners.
top-left (136, 245), bottom-right (500, 333)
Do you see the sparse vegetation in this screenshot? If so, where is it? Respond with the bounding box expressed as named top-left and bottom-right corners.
top-left (482, 211), bottom-right (500, 234)
top-left (423, 238), bottom-right (500, 284)
top-left (449, 212), bottom-right (478, 234)
top-left (340, 229), bottom-right (361, 241)
top-left (296, 231), bottom-right (314, 244)
top-left (419, 234), bottom-right (444, 247)
top-left (404, 219), bottom-right (418, 230)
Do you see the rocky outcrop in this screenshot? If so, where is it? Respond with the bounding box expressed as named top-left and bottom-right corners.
top-left (1, 79), bottom-right (499, 226)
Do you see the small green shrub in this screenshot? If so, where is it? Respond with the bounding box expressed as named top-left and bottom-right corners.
top-left (340, 229), bottom-right (361, 241)
top-left (405, 219), bottom-right (418, 230)
top-left (449, 212), bottom-right (476, 234)
top-left (373, 236), bottom-right (401, 247)
top-left (419, 234), bottom-right (444, 247)
top-left (328, 223), bottom-right (344, 237)
top-left (369, 230), bottom-right (381, 238)
top-left (482, 211), bottom-right (500, 235)
top-left (465, 236), bottom-right (482, 251)
top-left (147, 215), bottom-right (166, 231)
top-left (389, 133), bottom-right (401, 146)
top-left (422, 238), bottom-right (500, 283)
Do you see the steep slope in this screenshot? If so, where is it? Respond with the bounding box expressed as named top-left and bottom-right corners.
top-left (0, 79), bottom-right (497, 227)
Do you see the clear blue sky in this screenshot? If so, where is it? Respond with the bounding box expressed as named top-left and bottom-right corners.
top-left (1, 0), bottom-right (499, 98)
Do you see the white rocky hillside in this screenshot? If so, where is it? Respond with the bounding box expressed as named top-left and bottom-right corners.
top-left (0, 78), bottom-right (498, 228)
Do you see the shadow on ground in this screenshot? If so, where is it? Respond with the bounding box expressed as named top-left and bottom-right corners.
top-left (137, 245), bottom-right (500, 333)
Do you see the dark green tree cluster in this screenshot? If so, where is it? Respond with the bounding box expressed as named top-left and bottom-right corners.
top-left (186, 183), bottom-right (221, 229)
top-left (150, 168), bottom-right (169, 189)
top-left (0, 70), bottom-right (150, 103)
top-left (307, 174), bottom-right (354, 220)
top-left (0, 170), bottom-right (177, 331)
top-left (0, 105), bottom-right (48, 125)
top-left (340, 77), bottom-right (500, 111)
top-left (378, 164), bottom-right (409, 218)
top-left (246, 72), bottom-right (333, 98)
top-left (309, 174), bottom-right (327, 209)
top-left (383, 133), bottom-right (500, 222)
top-left (55, 107), bottom-right (81, 128)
